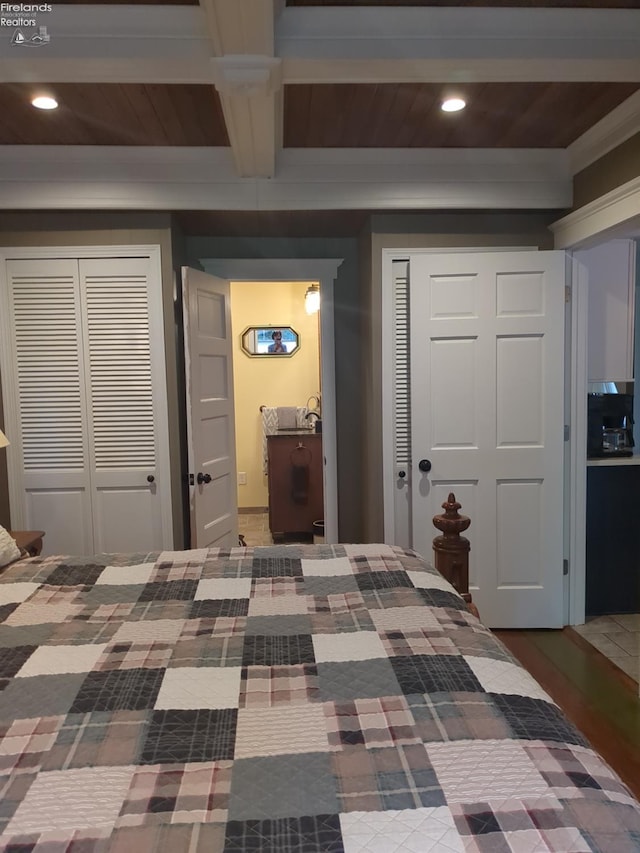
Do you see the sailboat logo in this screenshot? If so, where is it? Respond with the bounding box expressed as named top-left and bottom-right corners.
top-left (11, 26), bottom-right (50, 46)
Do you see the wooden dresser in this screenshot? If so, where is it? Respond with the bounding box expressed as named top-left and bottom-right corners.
top-left (267, 433), bottom-right (323, 540)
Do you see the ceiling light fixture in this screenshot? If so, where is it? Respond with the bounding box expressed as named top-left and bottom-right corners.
top-left (304, 284), bottom-right (320, 315)
top-left (441, 98), bottom-right (466, 113)
top-left (31, 96), bottom-right (58, 110)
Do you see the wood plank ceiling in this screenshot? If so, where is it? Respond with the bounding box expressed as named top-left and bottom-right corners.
top-left (0, 84), bottom-right (228, 146)
top-left (284, 82), bottom-right (639, 148)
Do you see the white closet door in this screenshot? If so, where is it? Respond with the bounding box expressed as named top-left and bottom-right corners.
top-left (5, 259), bottom-right (94, 555)
top-left (410, 251), bottom-right (566, 628)
top-left (79, 257), bottom-right (172, 553)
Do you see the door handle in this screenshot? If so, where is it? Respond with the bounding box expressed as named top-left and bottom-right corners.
top-left (418, 459), bottom-right (432, 473)
top-left (196, 472), bottom-right (212, 485)
top-left (147, 475), bottom-right (155, 483)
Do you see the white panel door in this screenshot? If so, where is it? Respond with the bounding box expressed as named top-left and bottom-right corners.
top-left (79, 257), bottom-right (173, 554)
top-left (410, 251), bottom-right (565, 628)
top-left (3, 258), bottom-right (94, 555)
top-left (182, 267), bottom-right (238, 548)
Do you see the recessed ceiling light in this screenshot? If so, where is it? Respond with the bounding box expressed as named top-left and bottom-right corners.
top-left (441, 98), bottom-right (466, 113)
top-left (31, 96), bottom-right (58, 110)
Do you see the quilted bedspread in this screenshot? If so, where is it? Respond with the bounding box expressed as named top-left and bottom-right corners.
top-left (0, 543), bottom-right (638, 852)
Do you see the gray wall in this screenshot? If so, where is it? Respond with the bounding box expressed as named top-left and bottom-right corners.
top-left (186, 235), bottom-right (363, 542)
top-left (361, 211), bottom-right (559, 541)
top-left (0, 212), bottom-right (184, 547)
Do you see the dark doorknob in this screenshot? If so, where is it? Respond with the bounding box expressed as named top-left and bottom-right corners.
top-left (398, 470), bottom-right (406, 479)
top-left (197, 472), bottom-right (212, 485)
top-left (418, 459), bottom-right (432, 473)
top-left (147, 475), bottom-right (155, 483)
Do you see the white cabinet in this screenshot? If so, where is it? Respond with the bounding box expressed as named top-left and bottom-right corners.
top-left (575, 239), bottom-right (636, 382)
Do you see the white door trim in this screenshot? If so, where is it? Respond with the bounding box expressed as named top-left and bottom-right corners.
top-left (0, 244), bottom-right (173, 548)
top-left (199, 257), bottom-right (343, 544)
top-left (566, 255), bottom-right (589, 626)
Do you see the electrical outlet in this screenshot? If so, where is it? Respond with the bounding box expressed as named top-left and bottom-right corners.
top-left (238, 472), bottom-right (247, 485)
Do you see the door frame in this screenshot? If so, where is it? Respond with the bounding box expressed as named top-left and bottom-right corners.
top-left (199, 257), bottom-right (343, 544)
top-left (0, 243), bottom-right (174, 547)
top-left (381, 245), bottom-right (583, 626)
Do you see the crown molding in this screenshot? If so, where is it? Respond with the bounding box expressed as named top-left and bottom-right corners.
top-left (568, 90), bottom-right (640, 175)
top-left (551, 174), bottom-right (640, 248)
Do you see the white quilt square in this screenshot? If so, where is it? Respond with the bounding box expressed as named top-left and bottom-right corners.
top-left (16, 643), bottom-right (108, 678)
top-left (195, 578), bottom-right (252, 600)
top-left (426, 740), bottom-right (548, 803)
top-left (4, 766), bottom-right (134, 836)
top-left (95, 563), bottom-right (155, 586)
top-left (301, 557), bottom-right (353, 577)
top-left (463, 655), bottom-right (553, 702)
top-left (340, 807), bottom-right (463, 853)
top-left (370, 606), bottom-right (441, 633)
top-left (407, 570), bottom-right (458, 595)
top-left (248, 595), bottom-right (308, 617)
top-left (158, 549), bottom-right (208, 562)
top-left (313, 631), bottom-right (387, 663)
top-left (155, 666), bottom-right (242, 710)
top-left (0, 582), bottom-right (40, 605)
top-left (235, 705), bottom-right (329, 759)
top-left (112, 619), bottom-right (184, 645)
top-left (342, 544), bottom-right (397, 557)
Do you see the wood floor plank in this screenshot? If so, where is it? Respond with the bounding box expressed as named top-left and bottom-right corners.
top-left (495, 628), bottom-right (640, 801)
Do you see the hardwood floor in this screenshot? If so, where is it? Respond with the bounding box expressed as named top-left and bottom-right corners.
top-left (495, 628), bottom-right (640, 801)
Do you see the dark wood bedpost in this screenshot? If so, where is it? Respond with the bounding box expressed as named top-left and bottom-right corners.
top-left (432, 493), bottom-right (479, 618)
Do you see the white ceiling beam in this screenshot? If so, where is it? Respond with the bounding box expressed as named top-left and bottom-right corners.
top-left (568, 91), bottom-right (640, 175)
top-left (277, 7), bottom-right (640, 62)
top-left (0, 145), bottom-right (571, 211)
top-left (203, 0), bottom-right (281, 178)
top-left (202, 0), bottom-right (275, 56)
top-left (0, 5), bottom-right (637, 84)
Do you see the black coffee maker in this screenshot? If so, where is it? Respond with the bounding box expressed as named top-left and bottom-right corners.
top-left (587, 392), bottom-right (634, 458)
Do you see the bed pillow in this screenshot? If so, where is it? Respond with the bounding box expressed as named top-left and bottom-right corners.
top-left (0, 526), bottom-right (21, 568)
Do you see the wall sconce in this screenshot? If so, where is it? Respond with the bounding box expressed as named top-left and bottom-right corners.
top-left (0, 429), bottom-right (8, 449)
top-left (305, 284), bottom-right (320, 315)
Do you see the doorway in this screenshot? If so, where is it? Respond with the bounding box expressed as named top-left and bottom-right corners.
top-left (230, 279), bottom-right (323, 546)
top-left (200, 258), bottom-right (343, 544)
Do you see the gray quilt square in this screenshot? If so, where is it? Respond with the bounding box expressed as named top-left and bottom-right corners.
top-left (303, 576), bottom-right (359, 597)
top-left (0, 673), bottom-right (85, 718)
top-left (244, 615), bottom-right (313, 636)
top-left (317, 659), bottom-right (402, 702)
top-left (0, 624), bottom-right (54, 648)
top-left (81, 585), bottom-right (146, 606)
top-left (228, 753), bottom-right (339, 820)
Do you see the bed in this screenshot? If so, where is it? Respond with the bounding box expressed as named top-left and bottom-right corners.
top-left (0, 507), bottom-right (638, 852)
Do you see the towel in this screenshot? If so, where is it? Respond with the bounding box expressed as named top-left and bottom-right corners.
top-left (277, 407), bottom-right (298, 429)
top-left (261, 407), bottom-right (308, 474)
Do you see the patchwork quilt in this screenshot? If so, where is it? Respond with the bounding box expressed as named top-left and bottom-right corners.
top-left (0, 543), bottom-right (638, 852)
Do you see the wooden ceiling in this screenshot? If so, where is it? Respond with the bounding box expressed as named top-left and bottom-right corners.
top-left (0, 84), bottom-right (228, 146)
top-left (5, 80), bottom-right (636, 150)
top-left (284, 83), bottom-right (640, 148)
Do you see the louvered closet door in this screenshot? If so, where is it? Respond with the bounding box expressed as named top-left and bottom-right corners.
top-left (79, 257), bottom-right (170, 553)
top-left (6, 259), bottom-right (94, 555)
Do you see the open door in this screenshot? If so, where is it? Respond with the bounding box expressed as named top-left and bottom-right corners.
top-left (182, 267), bottom-right (238, 548)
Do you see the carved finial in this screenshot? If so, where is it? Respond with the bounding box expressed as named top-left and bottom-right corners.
top-left (432, 492), bottom-right (471, 538)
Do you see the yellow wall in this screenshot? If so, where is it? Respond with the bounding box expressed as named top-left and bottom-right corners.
top-left (230, 280), bottom-right (320, 508)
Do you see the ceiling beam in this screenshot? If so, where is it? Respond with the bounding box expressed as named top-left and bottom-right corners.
top-left (204, 0), bottom-right (281, 177)
top-left (0, 146), bottom-right (572, 212)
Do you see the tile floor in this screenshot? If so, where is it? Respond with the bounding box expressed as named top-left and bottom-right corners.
top-left (573, 614), bottom-right (640, 682)
top-left (238, 510), bottom-right (273, 547)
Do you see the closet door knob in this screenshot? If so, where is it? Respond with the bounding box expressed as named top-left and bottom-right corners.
top-left (418, 459), bottom-right (432, 473)
top-left (147, 475), bottom-right (155, 483)
top-left (398, 470), bottom-right (406, 479)
top-left (197, 472), bottom-right (212, 485)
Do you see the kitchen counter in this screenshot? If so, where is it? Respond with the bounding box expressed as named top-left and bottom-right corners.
top-left (587, 453), bottom-right (640, 467)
